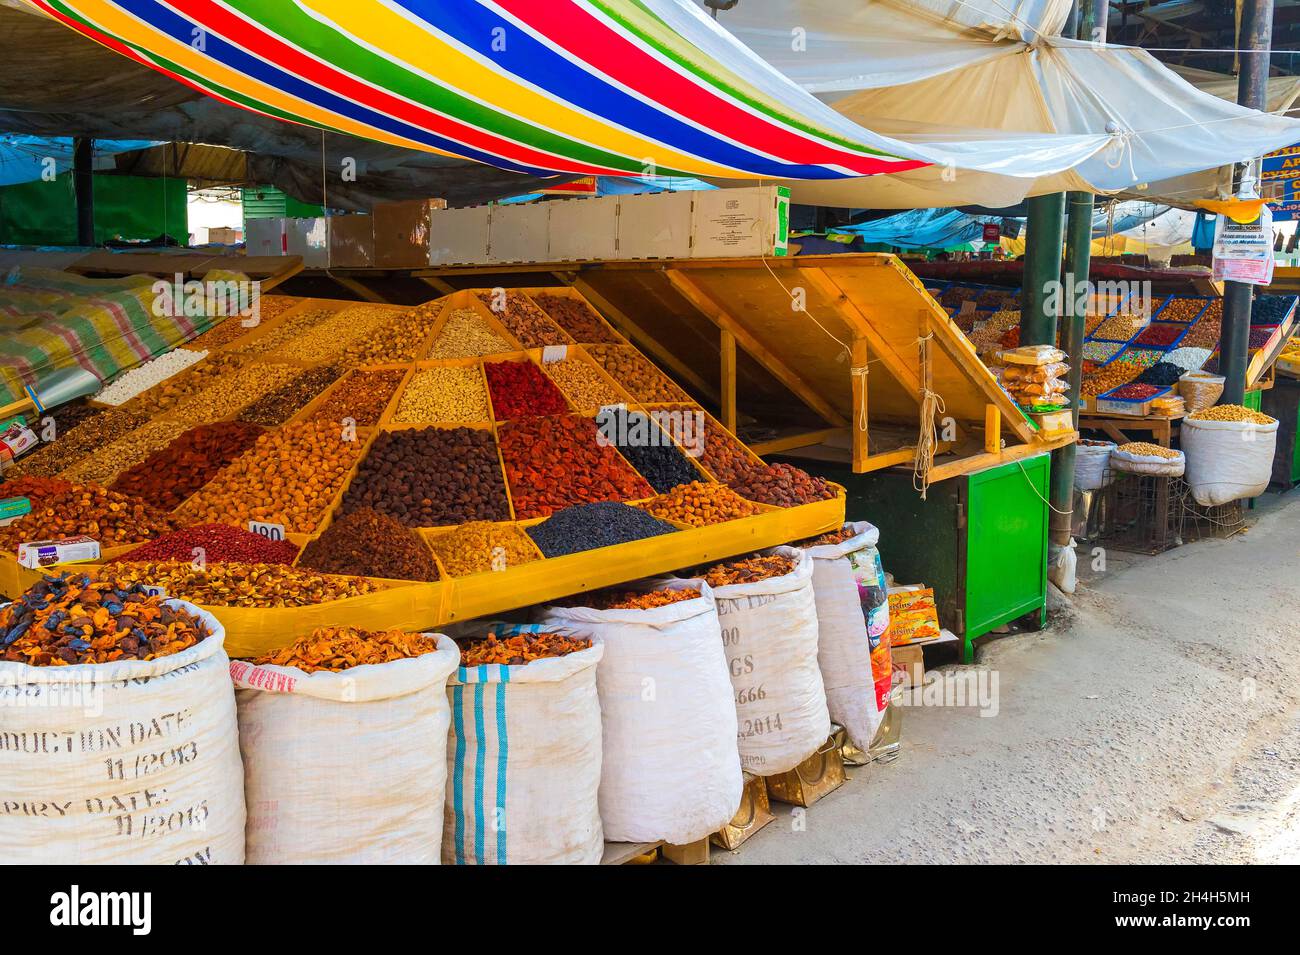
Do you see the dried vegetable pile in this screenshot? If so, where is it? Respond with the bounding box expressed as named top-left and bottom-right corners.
top-left (3, 289), bottom-right (841, 627)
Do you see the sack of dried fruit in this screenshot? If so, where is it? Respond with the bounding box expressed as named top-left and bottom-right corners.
top-left (230, 628), bottom-right (460, 864)
top-left (1181, 405), bottom-right (1279, 506)
top-left (701, 546), bottom-right (830, 776)
top-left (537, 580), bottom-right (742, 845)
top-left (799, 523), bottom-right (891, 751)
top-left (1074, 439), bottom-right (1117, 491)
top-left (0, 576), bottom-right (245, 864)
top-left (1110, 441), bottom-right (1186, 478)
top-left (445, 624), bottom-right (604, 865)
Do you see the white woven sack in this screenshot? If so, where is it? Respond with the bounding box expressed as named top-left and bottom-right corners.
top-left (1074, 441), bottom-right (1117, 491)
top-left (1110, 446), bottom-right (1185, 477)
top-left (0, 600), bottom-right (245, 864)
top-left (711, 546), bottom-right (830, 776)
top-left (1181, 416), bottom-right (1278, 506)
top-left (444, 627), bottom-right (604, 865)
top-left (540, 579), bottom-right (741, 845)
top-left (231, 633), bottom-right (459, 864)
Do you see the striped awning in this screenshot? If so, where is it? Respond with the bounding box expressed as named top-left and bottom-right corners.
top-left (24, 0), bottom-right (930, 181)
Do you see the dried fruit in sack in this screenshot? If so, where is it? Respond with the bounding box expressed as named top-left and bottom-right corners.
top-left (526, 501), bottom-right (678, 557)
top-left (426, 521), bottom-right (540, 577)
top-left (177, 420), bottom-right (365, 534)
top-left (110, 421), bottom-right (265, 511)
top-left (298, 508), bottom-right (439, 582)
top-left (476, 291), bottom-right (570, 347)
top-left (559, 587), bottom-right (701, 611)
top-left (237, 366), bottom-right (343, 426)
top-left (393, 367), bottom-right (489, 423)
top-left (727, 463), bottom-right (836, 507)
top-left (796, 524), bottom-right (856, 547)
top-left (498, 415), bottom-right (653, 518)
top-left (0, 482), bottom-right (174, 550)
top-left (484, 360), bottom-right (571, 419)
top-left (428, 309), bottom-right (514, 358)
top-left (341, 427), bottom-right (510, 527)
top-left (701, 554), bottom-right (796, 588)
top-left (533, 294), bottom-right (620, 343)
top-left (0, 573), bottom-right (211, 666)
top-left (640, 481), bottom-right (763, 526)
top-left (116, 524), bottom-right (299, 565)
top-left (1186, 405), bottom-right (1275, 424)
top-left (585, 345), bottom-right (689, 403)
top-left (459, 630), bottom-right (591, 667)
top-left (252, 626), bottom-right (440, 673)
top-left (310, 369), bottom-right (406, 427)
top-left (104, 562), bottom-right (378, 608)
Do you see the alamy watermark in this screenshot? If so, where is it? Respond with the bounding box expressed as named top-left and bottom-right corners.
top-left (595, 407), bottom-right (705, 458)
top-left (1044, 275), bottom-right (1153, 320)
top-left (151, 273), bottom-right (262, 327)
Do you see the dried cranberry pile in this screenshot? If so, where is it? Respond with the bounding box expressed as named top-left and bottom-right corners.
top-left (484, 360), bottom-right (570, 420)
top-left (115, 524), bottom-right (299, 565)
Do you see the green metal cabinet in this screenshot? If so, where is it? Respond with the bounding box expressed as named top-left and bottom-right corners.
top-left (780, 453), bottom-right (1051, 664)
top-left (1262, 376), bottom-right (1300, 486)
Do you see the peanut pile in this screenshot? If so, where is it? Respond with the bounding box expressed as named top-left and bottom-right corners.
top-left (170, 362), bottom-right (301, 425)
top-left (177, 419), bottom-right (365, 533)
top-left (337, 310), bottom-right (431, 365)
top-left (266, 306), bottom-right (392, 363)
top-left (640, 481), bottom-right (763, 526)
top-left (251, 627), bottom-right (440, 673)
top-left (105, 561), bottom-right (378, 607)
top-left (1116, 441), bottom-right (1181, 459)
top-left (231, 306), bottom-right (340, 357)
top-left (393, 366), bottom-right (489, 423)
top-left (1156, 298), bottom-right (1205, 323)
top-left (428, 309), bottom-right (514, 358)
top-left (425, 521), bottom-right (541, 577)
top-left (1187, 404), bottom-right (1275, 424)
top-left (544, 358), bottom-right (624, 410)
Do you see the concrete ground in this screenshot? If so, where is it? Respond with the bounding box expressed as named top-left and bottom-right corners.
top-left (714, 488), bottom-right (1300, 865)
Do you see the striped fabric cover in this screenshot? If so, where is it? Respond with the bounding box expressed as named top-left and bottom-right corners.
top-left (0, 268), bottom-right (240, 404)
top-left (25, 0), bottom-right (927, 181)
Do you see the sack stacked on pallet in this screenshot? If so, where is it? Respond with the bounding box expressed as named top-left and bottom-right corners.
top-left (445, 624), bottom-right (604, 865)
top-left (0, 602), bottom-right (244, 865)
top-left (711, 546), bottom-right (830, 776)
top-left (803, 523), bottom-right (892, 751)
top-left (539, 579), bottom-right (742, 845)
top-left (1181, 413), bottom-right (1279, 506)
top-left (230, 633), bottom-right (459, 864)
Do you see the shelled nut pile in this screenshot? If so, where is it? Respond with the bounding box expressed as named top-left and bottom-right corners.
top-left (428, 309), bottom-right (514, 358)
top-left (392, 366), bottom-right (490, 424)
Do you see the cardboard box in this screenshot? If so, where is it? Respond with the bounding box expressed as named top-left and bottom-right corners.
top-left (548, 195), bottom-right (619, 262)
top-left (488, 201), bottom-right (550, 264)
top-left (427, 206), bottom-right (492, 267)
top-left (245, 217), bottom-right (287, 257)
top-left (17, 535), bottom-right (100, 570)
top-left (617, 191), bottom-right (692, 260)
top-left (328, 215), bottom-right (375, 269)
top-left (374, 198), bottom-right (448, 268)
top-left (286, 217), bottom-right (330, 269)
top-left (690, 185), bottom-right (790, 258)
top-left (892, 643), bottom-right (926, 688)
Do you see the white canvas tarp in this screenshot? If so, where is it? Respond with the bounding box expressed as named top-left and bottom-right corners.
top-left (707, 0), bottom-right (1300, 208)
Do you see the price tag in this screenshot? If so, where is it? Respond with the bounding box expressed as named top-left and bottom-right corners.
top-left (142, 585), bottom-right (167, 599)
top-left (541, 345), bottom-right (568, 364)
top-left (248, 521), bottom-right (287, 542)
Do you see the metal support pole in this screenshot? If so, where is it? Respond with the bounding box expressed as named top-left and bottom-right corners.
top-left (73, 137), bottom-right (95, 247)
top-left (1221, 0), bottom-right (1274, 405)
top-left (1019, 193), bottom-right (1065, 346)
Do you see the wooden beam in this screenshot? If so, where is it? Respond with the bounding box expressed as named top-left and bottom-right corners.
top-left (419, 276), bottom-right (457, 295)
top-left (927, 435), bottom-right (1072, 484)
top-left (850, 336), bottom-right (869, 472)
top-left (720, 329), bottom-right (737, 433)
top-left (665, 270), bottom-right (849, 428)
top-left (329, 274), bottom-right (390, 304)
top-left (796, 267), bottom-right (924, 400)
top-left (749, 428), bottom-right (847, 456)
top-left (567, 277), bottom-right (721, 405)
top-left (984, 404), bottom-right (1002, 455)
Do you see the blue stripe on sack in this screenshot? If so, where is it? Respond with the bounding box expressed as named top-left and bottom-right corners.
top-left (473, 681), bottom-right (487, 865)
top-left (496, 664), bottom-right (510, 865)
top-left (452, 684), bottom-right (466, 865)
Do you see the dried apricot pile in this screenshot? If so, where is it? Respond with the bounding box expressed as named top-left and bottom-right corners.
top-left (251, 627), bottom-right (440, 673)
top-left (1, 573), bottom-right (211, 666)
top-left (702, 554), bottom-right (796, 587)
top-left (459, 630), bottom-right (591, 666)
top-left (573, 588), bottom-right (701, 611)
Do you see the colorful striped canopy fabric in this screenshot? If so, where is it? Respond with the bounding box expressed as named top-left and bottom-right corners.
top-left (24, 0), bottom-right (928, 181)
